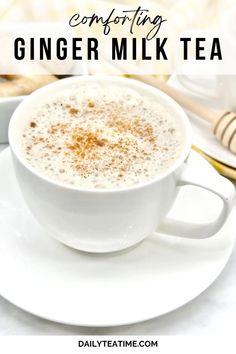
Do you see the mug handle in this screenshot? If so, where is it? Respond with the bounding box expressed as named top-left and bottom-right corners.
top-left (158, 161), bottom-right (235, 238)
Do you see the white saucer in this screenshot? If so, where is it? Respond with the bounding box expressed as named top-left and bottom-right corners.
top-left (0, 148), bottom-right (235, 327)
top-left (168, 75), bottom-right (236, 168)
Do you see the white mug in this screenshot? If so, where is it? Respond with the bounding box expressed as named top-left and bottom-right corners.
top-left (8, 76), bottom-right (235, 253)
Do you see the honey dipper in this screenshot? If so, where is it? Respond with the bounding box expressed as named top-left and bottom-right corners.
top-left (131, 75), bottom-right (236, 154)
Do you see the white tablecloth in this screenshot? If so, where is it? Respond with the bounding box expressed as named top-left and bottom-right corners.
top-left (0, 144), bottom-right (236, 335)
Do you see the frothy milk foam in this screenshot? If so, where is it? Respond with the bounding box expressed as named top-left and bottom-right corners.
top-left (21, 82), bottom-right (183, 189)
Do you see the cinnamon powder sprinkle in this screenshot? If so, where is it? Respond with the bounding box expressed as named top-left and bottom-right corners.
top-left (87, 100), bottom-right (95, 108)
top-left (25, 117), bottom-right (159, 178)
top-left (69, 107), bottom-right (79, 115)
top-left (22, 84), bottom-right (182, 188)
top-left (107, 116), bottom-right (157, 147)
top-left (63, 118), bottom-right (156, 176)
top-left (67, 129), bottom-right (108, 157)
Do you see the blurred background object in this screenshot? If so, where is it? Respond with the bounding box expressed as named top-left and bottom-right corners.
top-left (0, 0), bottom-right (234, 27)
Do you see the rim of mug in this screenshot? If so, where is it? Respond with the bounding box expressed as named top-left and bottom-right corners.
top-left (9, 75), bottom-right (192, 194)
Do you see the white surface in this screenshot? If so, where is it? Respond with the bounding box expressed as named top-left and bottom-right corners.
top-left (0, 145), bottom-right (236, 333)
top-left (168, 75), bottom-right (236, 168)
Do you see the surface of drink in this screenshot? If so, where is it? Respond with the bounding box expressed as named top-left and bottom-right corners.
top-left (21, 82), bottom-right (183, 189)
